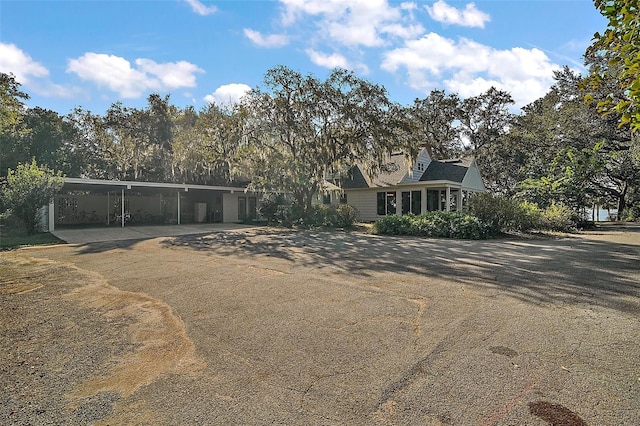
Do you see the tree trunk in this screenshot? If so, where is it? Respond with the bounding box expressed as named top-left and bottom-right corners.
top-left (617, 182), bottom-right (627, 216)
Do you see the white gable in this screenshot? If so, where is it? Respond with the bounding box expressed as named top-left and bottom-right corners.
top-left (461, 160), bottom-right (486, 192)
top-left (400, 147), bottom-right (433, 184)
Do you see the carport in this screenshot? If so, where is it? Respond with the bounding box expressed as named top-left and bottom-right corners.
top-left (48, 178), bottom-right (261, 231)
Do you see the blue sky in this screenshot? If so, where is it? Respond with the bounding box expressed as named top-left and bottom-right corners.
top-left (1, 0), bottom-right (607, 115)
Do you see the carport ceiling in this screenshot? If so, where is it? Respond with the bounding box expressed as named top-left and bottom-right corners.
top-left (62, 178), bottom-right (249, 195)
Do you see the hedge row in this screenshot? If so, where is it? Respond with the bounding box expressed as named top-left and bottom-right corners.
top-left (259, 196), bottom-right (358, 229)
top-left (373, 211), bottom-right (491, 239)
top-left (372, 196), bottom-right (575, 239)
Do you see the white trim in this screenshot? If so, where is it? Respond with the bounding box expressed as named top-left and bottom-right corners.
top-left (121, 189), bottom-right (125, 227)
top-left (177, 191), bottom-right (181, 225)
top-left (64, 177), bottom-right (248, 193)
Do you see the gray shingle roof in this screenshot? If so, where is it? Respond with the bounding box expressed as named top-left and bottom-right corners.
top-left (419, 160), bottom-right (469, 183)
top-left (337, 166), bottom-right (370, 189)
top-left (332, 155), bottom-right (472, 189)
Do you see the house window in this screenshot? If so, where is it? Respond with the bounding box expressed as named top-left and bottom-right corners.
top-left (322, 194), bottom-right (331, 204)
top-left (402, 191), bottom-right (422, 215)
top-left (427, 190), bottom-right (439, 211)
top-left (411, 191), bottom-right (421, 215)
top-left (340, 193), bottom-right (347, 204)
top-left (402, 191), bottom-right (411, 215)
top-left (417, 162), bottom-right (424, 172)
top-left (377, 191), bottom-right (397, 215)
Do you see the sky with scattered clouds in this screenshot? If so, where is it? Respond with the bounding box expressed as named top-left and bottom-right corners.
top-left (0, 0), bottom-right (606, 115)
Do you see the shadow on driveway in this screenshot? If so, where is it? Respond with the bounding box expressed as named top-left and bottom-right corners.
top-left (162, 227), bottom-right (640, 315)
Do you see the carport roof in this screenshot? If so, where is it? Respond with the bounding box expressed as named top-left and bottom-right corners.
top-left (62, 177), bottom-right (251, 193)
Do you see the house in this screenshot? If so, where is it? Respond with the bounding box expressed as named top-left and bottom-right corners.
top-left (324, 147), bottom-right (486, 221)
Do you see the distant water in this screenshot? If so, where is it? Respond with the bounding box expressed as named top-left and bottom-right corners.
top-left (588, 208), bottom-right (618, 221)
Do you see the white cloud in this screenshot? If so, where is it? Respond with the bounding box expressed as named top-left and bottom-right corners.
top-left (426, 0), bottom-right (490, 28)
top-left (280, 0), bottom-right (346, 26)
top-left (204, 83), bottom-right (252, 106)
top-left (0, 42), bottom-right (49, 84)
top-left (306, 49), bottom-right (350, 69)
top-left (306, 49), bottom-right (370, 74)
top-left (184, 0), bottom-right (217, 16)
top-left (381, 33), bottom-right (560, 108)
top-left (243, 29), bottom-right (290, 48)
top-left (135, 59), bottom-right (202, 89)
top-left (279, 0), bottom-right (423, 47)
top-left (67, 53), bottom-right (204, 98)
top-left (0, 42), bottom-right (83, 98)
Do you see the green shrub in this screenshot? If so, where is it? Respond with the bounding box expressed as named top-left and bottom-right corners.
top-left (1, 161), bottom-right (64, 234)
top-left (372, 214), bottom-right (414, 235)
top-left (303, 204), bottom-right (336, 227)
top-left (468, 193), bottom-right (515, 234)
top-left (469, 193), bottom-right (546, 234)
top-left (515, 201), bottom-right (543, 232)
top-left (541, 203), bottom-right (574, 232)
top-left (373, 211), bottom-right (490, 239)
top-left (620, 206), bottom-right (639, 222)
top-left (274, 204), bottom-right (294, 227)
top-left (263, 199), bottom-right (359, 229)
top-left (335, 204), bottom-right (358, 228)
top-left (259, 193), bottom-right (288, 223)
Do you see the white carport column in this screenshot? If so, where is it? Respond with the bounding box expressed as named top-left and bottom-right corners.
top-left (177, 191), bottom-right (181, 225)
top-left (457, 189), bottom-right (463, 211)
top-left (121, 189), bottom-right (125, 227)
top-left (48, 200), bottom-right (55, 231)
top-left (445, 186), bottom-right (451, 212)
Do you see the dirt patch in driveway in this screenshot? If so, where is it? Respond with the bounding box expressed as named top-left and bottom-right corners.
top-left (0, 254), bottom-right (204, 425)
top-left (1, 226), bottom-right (639, 424)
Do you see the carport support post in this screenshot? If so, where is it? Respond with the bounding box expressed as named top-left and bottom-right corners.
top-left (121, 189), bottom-right (125, 227)
top-left (48, 200), bottom-right (55, 232)
top-left (177, 191), bottom-right (181, 225)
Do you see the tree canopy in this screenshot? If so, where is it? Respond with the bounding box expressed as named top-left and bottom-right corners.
top-left (586, 0), bottom-right (640, 132)
top-left (240, 66), bottom-right (399, 209)
top-left (1, 16), bottom-right (639, 224)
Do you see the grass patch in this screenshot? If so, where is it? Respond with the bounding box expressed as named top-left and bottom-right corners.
top-left (0, 232), bottom-right (64, 249)
top-left (0, 216), bottom-right (64, 249)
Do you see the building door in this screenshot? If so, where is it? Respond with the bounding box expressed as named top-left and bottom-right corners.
top-left (247, 197), bottom-right (257, 220)
top-left (212, 195), bottom-right (223, 222)
top-left (238, 196), bottom-right (257, 221)
top-left (238, 197), bottom-right (247, 221)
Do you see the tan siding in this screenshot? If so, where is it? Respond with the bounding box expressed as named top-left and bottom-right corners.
top-left (345, 189), bottom-right (381, 221)
top-left (223, 192), bottom-right (263, 223)
top-left (347, 183), bottom-right (440, 221)
top-left (223, 193), bottom-right (239, 223)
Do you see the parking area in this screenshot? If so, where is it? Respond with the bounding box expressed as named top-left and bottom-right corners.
top-left (2, 226), bottom-right (639, 424)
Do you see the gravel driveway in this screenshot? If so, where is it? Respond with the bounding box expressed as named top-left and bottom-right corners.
top-left (1, 226), bottom-right (639, 425)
